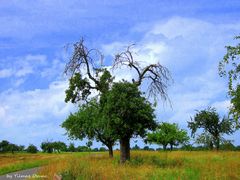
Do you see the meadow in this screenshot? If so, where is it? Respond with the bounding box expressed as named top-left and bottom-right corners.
top-left (0, 152), bottom-right (70, 175)
top-left (34, 151), bottom-right (240, 180)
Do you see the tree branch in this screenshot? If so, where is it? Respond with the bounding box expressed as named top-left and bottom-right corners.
top-left (113, 45), bottom-right (172, 101)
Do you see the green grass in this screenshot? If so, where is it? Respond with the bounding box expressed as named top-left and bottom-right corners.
top-left (39, 151), bottom-right (240, 180)
top-left (0, 152), bottom-right (70, 175)
top-left (0, 159), bottom-right (48, 175)
top-left (1, 151), bottom-right (240, 179)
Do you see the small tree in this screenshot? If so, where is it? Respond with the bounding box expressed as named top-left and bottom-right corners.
top-left (188, 107), bottom-right (234, 150)
top-left (26, 144), bottom-right (38, 153)
top-left (86, 141), bottom-right (93, 152)
top-left (18, 145), bottom-right (25, 152)
top-left (76, 146), bottom-right (89, 152)
top-left (52, 141), bottom-right (67, 153)
top-left (0, 140), bottom-right (10, 152)
top-left (195, 132), bottom-right (215, 150)
top-left (68, 143), bottom-right (76, 152)
top-left (147, 122), bottom-right (189, 150)
top-left (41, 141), bottom-right (53, 153)
top-left (8, 144), bottom-right (19, 154)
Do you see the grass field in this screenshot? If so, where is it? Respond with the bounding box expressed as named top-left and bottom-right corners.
top-left (1, 151), bottom-right (239, 179)
top-left (35, 151), bottom-right (240, 180)
top-left (0, 152), bottom-right (71, 175)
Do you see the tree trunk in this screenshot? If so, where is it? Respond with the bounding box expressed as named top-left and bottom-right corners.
top-left (216, 138), bottom-right (220, 151)
top-left (108, 145), bottom-right (113, 158)
top-left (163, 144), bottom-right (167, 151)
top-left (170, 144), bottom-right (173, 151)
top-left (120, 137), bottom-right (130, 163)
top-left (209, 141), bottom-right (214, 150)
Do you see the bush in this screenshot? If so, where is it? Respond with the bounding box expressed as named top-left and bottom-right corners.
top-left (26, 144), bottom-right (38, 153)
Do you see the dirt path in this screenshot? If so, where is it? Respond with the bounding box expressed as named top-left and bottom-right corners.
top-left (0, 167), bottom-right (47, 180)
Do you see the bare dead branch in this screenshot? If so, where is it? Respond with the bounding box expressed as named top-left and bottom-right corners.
top-left (113, 45), bottom-right (172, 102)
top-left (64, 39), bottom-right (104, 90)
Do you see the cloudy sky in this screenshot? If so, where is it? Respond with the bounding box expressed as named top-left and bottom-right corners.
top-left (0, 0), bottom-right (240, 149)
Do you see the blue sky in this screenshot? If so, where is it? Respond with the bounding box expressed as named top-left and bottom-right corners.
top-left (0, 0), bottom-right (240, 149)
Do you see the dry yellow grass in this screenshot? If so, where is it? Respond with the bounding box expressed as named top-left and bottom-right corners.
top-left (38, 151), bottom-right (240, 180)
top-left (0, 152), bottom-right (69, 175)
top-left (0, 153), bottom-right (54, 168)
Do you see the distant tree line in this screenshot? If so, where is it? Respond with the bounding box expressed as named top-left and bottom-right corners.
top-left (0, 140), bottom-right (110, 154)
top-left (0, 140), bottom-right (37, 153)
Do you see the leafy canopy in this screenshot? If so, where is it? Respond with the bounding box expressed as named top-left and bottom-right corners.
top-left (146, 122), bottom-right (189, 149)
top-left (188, 107), bottom-right (234, 150)
top-left (101, 81), bottom-right (157, 138)
top-left (62, 99), bottom-right (117, 148)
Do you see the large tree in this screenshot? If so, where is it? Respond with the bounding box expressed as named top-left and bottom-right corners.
top-left (146, 122), bottom-right (189, 150)
top-left (219, 36), bottom-right (240, 127)
top-left (102, 82), bottom-right (156, 163)
top-left (188, 107), bottom-right (234, 150)
top-left (62, 99), bottom-right (116, 157)
top-left (64, 39), bottom-right (171, 163)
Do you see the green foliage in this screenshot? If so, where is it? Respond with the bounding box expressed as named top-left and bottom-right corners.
top-left (102, 82), bottom-right (157, 139)
top-left (0, 140), bottom-right (10, 152)
top-left (63, 40), bottom-right (171, 163)
top-left (18, 145), bottom-right (25, 152)
top-left (26, 144), bottom-right (38, 153)
top-left (132, 144), bottom-right (140, 150)
top-left (41, 141), bottom-right (54, 153)
top-left (65, 69), bottom-right (113, 103)
top-left (195, 132), bottom-right (214, 149)
top-left (86, 141), bottom-right (92, 149)
top-left (0, 140), bottom-right (25, 153)
top-left (63, 67), bottom-right (116, 157)
top-left (62, 99), bottom-right (117, 152)
top-left (76, 146), bottom-right (89, 152)
top-left (52, 141), bottom-right (67, 152)
top-left (40, 141), bottom-right (67, 153)
top-left (220, 140), bottom-right (235, 151)
top-left (68, 143), bottom-right (76, 152)
top-left (99, 147), bottom-right (107, 151)
top-left (8, 144), bottom-right (19, 154)
top-left (147, 122), bottom-right (189, 150)
top-left (188, 107), bottom-right (234, 150)
top-left (219, 36), bottom-right (240, 125)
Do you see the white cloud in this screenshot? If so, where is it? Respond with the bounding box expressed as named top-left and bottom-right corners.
top-left (102, 42), bottom-right (129, 56)
top-left (102, 17), bottom-right (239, 132)
top-left (0, 68), bottom-right (13, 78)
top-left (41, 58), bottom-right (65, 79)
top-left (0, 80), bottom-right (74, 127)
top-left (15, 65), bottom-right (33, 77)
top-left (0, 54), bottom-right (47, 78)
top-left (211, 100), bottom-right (231, 115)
